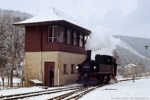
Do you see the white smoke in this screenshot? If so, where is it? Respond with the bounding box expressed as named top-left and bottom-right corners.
top-left (85, 25), bottom-right (120, 59)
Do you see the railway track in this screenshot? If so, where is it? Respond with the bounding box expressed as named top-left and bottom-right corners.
top-left (0, 85), bottom-right (82, 100)
top-left (0, 78), bottom-right (142, 100)
top-left (118, 77), bottom-right (142, 82)
top-left (0, 84), bottom-right (107, 100)
top-left (47, 84), bottom-right (106, 100)
top-left (55, 78), bottom-right (142, 100)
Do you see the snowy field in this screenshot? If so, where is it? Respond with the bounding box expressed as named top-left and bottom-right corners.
top-left (0, 77), bottom-right (149, 100)
top-left (80, 78), bottom-right (150, 100)
top-left (0, 77), bottom-right (23, 90)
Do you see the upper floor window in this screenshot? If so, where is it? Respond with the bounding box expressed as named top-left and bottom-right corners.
top-left (48, 25), bottom-right (85, 48)
top-left (58, 26), bottom-right (64, 43)
top-left (48, 26), bottom-right (58, 42)
top-left (67, 29), bottom-right (72, 44)
top-left (79, 33), bottom-right (83, 47)
top-left (84, 35), bottom-right (89, 45)
top-left (73, 31), bottom-right (77, 46)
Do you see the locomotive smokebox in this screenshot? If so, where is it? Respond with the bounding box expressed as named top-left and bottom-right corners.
top-left (86, 50), bottom-right (91, 62)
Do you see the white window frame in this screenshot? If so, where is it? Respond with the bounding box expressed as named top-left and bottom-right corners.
top-left (48, 25), bottom-right (58, 42)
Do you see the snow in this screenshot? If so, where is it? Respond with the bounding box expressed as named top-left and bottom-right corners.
top-left (30, 79), bottom-right (42, 84)
top-left (0, 78), bottom-right (149, 100)
top-left (19, 90), bottom-right (73, 100)
top-left (0, 83), bottom-right (81, 96)
top-left (0, 87), bottom-right (44, 96)
top-left (118, 40), bottom-right (147, 59)
top-left (14, 7), bottom-right (89, 30)
top-left (79, 78), bottom-right (150, 100)
top-left (125, 63), bottom-right (136, 68)
top-left (0, 77), bottom-right (21, 83)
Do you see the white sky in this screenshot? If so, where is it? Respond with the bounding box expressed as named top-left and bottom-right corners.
top-left (0, 0), bottom-right (150, 38)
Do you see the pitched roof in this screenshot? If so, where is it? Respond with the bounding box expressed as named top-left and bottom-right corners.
top-left (14, 8), bottom-right (91, 33)
top-left (125, 63), bottom-right (136, 68)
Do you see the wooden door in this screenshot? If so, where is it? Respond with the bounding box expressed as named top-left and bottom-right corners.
top-left (44, 62), bottom-right (54, 87)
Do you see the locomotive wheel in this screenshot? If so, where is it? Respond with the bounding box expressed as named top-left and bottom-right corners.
top-left (98, 75), bottom-right (104, 84)
top-left (105, 75), bottom-right (110, 83)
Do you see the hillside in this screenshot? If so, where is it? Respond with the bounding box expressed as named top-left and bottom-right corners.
top-left (0, 9), bottom-right (32, 20)
top-left (114, 35), bottom-right (150, 58)
top-left (113, 35), bottom-right (150, 71)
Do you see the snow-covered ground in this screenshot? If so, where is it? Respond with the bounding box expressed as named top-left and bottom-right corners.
top-left (0, 77), bottom-right (21, 83)
top-left (0, 77), bottom-right (23, 90)
top-left (80, 77), bottom-right (150, 100)
top-left (0, 77), bottom-right (149, 100)
top-left (0, 83), bottom-right (81, 96)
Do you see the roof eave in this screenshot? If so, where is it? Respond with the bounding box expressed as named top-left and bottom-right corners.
top-left (13, 20), bottom-right (91, 35)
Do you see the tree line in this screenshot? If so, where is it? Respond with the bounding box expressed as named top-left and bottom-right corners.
top-left (0, 9), bottom-right (31, 87)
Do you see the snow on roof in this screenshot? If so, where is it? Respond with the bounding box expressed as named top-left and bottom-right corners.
top-left (125, 63), bottom-right (136, 68)
top-left (14, 7), bottom-right (89, 31)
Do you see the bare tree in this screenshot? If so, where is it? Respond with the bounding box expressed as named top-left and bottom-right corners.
top-left (0, 20), bottom-right (9, 87)
top-left (0, 11), bottom-right (26, 87)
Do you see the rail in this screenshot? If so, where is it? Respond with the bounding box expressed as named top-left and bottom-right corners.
top-left (0, 85), bottom-right (82, 100)
top-left (0, 77), bottom-right (142, 100)
top-left (47, 84), bottom-right (106, 100)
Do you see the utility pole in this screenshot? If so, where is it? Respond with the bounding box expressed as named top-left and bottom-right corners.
top-left (145, 45), bottom-right (148, 76)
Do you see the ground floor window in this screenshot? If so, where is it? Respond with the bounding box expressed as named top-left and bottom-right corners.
top-left (63, 64), bottom-right (67, 74)
top-left (71, 64), bottom-right (75, 74)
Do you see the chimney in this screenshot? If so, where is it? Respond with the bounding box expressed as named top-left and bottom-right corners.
top-left (95, 54), bottom-right (100, 63)
top-left (86, 50), bottom-right (91, 61)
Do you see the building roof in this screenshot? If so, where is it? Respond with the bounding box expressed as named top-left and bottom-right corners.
top-left (14, 8), bottom-right (91, 34)
top-left (125, 63), bottom-right (136, 68)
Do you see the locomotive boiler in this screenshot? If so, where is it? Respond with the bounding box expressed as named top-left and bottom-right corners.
top-left (76, 50), bottom-right (117, 85)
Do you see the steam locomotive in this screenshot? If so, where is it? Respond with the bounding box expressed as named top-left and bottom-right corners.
top-left (76, 50), bottom-right (117, 85)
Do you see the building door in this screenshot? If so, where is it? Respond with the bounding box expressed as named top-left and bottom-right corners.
top-left (44, 62), bottom-right (54, 87)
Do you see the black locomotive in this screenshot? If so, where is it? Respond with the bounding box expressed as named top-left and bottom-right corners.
top-left (76, 50), bottom-right (117, 85)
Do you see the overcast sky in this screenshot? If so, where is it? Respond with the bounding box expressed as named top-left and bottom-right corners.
top-left (0, 0), bottom-right (150, 38)
top-left (1, 0), bottom-right (150, 55)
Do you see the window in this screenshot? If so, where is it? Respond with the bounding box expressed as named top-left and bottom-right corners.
top-left (53, 26), bottom-right (58, 42)
top-left (48, 26), bottom-right (85, 47)
top-left (48, 26), bottom-right (58, 42)
top-left (84, 35), bottom-right (88, 44)
top-left (67, 29), bottom-right (71, 44)
top-left (73, 31), bottom-right (77, 46)
top-left (63, 64), bottom-right (67, 74)
top-left (58, 26), bottom-right (64, 43)
top-left (70, 31), bottom-right (73, 45)
top-left (48, 26), bottom-right (52, 42)
top-left (83, 35), bottom-right (85, 47)
top-left (71, 64), bottom-right (75, 74)
top-left (48, 26), bottom-right (65, 43)
top-left (79, 33), bottom-right (83, 47)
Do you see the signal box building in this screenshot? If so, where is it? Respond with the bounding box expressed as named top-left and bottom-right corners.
top-left (14, 8), bottom-right (91, 87)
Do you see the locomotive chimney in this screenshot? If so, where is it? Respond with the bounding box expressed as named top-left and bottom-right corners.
top-left (86, 50), bottom-right (91, 61)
